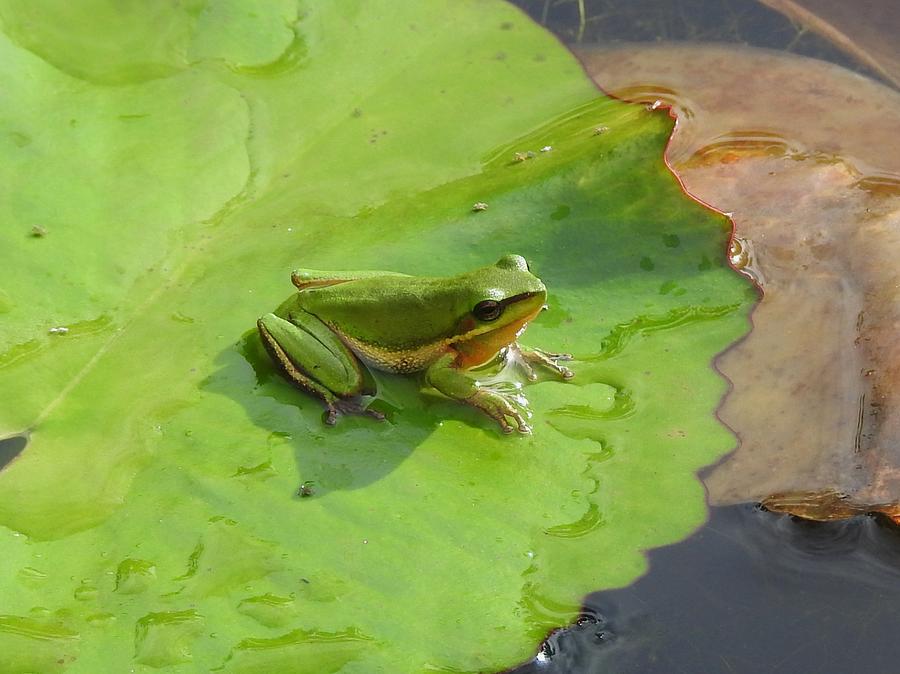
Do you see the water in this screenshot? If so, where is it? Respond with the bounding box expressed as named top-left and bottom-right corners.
top-left (511, 504), bottom-right (900, 673)
top-left (514, 0), bottom-right (892, 85)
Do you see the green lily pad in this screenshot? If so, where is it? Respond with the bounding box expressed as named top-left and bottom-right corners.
top-left (0, 1), bottom-right (752, 671)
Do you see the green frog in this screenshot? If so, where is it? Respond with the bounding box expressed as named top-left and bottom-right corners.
top-left (258, 254), bottom-right (572, 433)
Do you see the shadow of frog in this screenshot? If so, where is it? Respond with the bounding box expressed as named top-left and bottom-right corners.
top-left (204, 330), bottom-right (512, 498)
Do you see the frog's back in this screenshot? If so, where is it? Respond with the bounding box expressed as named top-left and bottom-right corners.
top-left (301, 274), bottom-right (463, 337)
top-left (295, 276), bottom-right (463, 373)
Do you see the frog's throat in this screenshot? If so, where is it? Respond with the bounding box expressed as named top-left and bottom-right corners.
top-left (452, 305), bottom-right (541, 370)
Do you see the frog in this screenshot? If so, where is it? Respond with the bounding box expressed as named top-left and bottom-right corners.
top-left (257, 254), bottom-right (573, 433)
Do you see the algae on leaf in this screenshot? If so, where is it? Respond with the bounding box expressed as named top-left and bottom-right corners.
top-left (0, 1), bottom-right (752, 672)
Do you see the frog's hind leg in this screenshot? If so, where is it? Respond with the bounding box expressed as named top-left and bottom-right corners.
top-left (333, 398), bottom-right (385, 424)
top-left (257, 312), bottom-right (382, 424)
top-left (258, 317), bottom-right (341, 420)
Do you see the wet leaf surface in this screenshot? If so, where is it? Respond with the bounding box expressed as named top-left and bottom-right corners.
top-left (0, 3), bottom-right (750, 671)
top-left (576, 43), bottom-right (900, 520)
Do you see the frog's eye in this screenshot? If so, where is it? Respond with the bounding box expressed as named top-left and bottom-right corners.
top-left (473, 300), bottom-right (503, 322)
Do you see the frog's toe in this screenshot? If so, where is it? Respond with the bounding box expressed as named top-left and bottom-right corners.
top-left (468, 389), bottom-right (532, 435)
top-left (364, 406), bottom-right (386, 421)
top-left (537, 349), bottom-right (573, 361)
top-left (513, 345), bottom-right (575, 380)
top-left (334, 398), bottom-right (385, 422)
top-left (324, 406), bottom-right (339, 426)
top-left (517, 358), bottom-right (539, 381)
top-left (505, 405), bottom-right (531, 434)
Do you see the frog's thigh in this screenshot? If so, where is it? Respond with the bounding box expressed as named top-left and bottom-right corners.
top-left (258, 312), bottom-right (364, 397)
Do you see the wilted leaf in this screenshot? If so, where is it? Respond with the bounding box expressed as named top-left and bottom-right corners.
top-left (577, 42), bottom-right (900, 521)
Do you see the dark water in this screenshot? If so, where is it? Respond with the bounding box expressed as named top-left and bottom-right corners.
top-left (511, 504), bottom-right (900, 673)
top-left (512, 0), bottom-right (883, 84)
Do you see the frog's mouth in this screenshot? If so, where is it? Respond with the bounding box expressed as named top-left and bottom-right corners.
top-left (502, 289), bottom-right (547, 317)
top-left (496, 291), bottom-right (544, 312)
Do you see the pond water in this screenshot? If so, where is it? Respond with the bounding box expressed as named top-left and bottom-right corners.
top-left (512, 505), bottom-right (900, 673)
top-left (508, 0), bottom-right (900, 671)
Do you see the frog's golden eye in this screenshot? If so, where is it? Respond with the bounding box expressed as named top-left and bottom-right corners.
top-left (473, 300), bottom-right (503, 322)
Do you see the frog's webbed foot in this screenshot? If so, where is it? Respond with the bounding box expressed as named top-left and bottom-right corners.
top-left (467, 385), bottom-right (532, 434)
top-left (325, 398), bottom-right (386, 426)
top-left (509, 343), bottom-right (574, 381)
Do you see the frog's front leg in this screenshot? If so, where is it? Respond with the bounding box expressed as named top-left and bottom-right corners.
top-left (509, 343), bottom-right (574, 381)
top-left (257, 310), bottom-right (383, 425)
top-left (425, 353), bottom-right (531, 434)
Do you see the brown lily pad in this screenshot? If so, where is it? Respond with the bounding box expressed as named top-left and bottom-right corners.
top-left (575, 43), bottom-right (900, 521)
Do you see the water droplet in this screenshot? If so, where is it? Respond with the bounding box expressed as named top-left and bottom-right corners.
top-left (86, 612), bottom-right (116, 626)
top-left (133, 610), bottom-right (203, 668)
top-left (18, 567), bottom-right (47, 588)
top-left (550, 204), bottom-right (570, 220)
top-left (115, 559), bottom-right (156, 595)
top-left (74, 583), bottom-right (98, 601)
